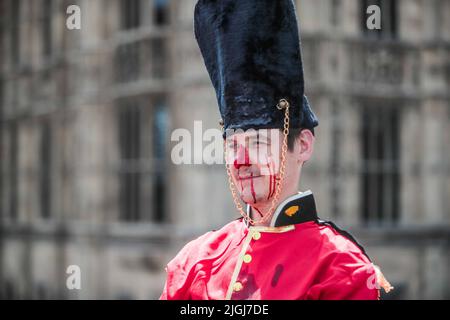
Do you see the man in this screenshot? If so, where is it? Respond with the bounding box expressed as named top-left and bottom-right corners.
top-left (160, 0), bottom-right (392, 300)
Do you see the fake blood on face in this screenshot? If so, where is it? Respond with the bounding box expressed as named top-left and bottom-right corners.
top-left (250, 172), bottom-right (257, 204)
top-left (233, 145), bottom-right (250, 170)
top-left (266, 160), bottom-right (277, 199)
top-left (238, 168), bottom-right (244, 192)
top-left (267, 163), bottom-right (272, 200)
top-left (234, 145), bottom-right (253, 196)
top-left (253, 206), bottom-right (263, 217)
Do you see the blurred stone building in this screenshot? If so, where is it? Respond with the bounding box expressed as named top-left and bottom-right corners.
top-left (0, 0), bottom-right (449, 299)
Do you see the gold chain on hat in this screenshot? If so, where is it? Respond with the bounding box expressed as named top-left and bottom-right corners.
top-left (222, 99), bottom-right (290, 226)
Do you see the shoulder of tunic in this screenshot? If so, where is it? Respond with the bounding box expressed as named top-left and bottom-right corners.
top-left (313, 220), bottom-right (372, 262)
top-left (167, 218), bottom-right (244, 270)
top-left (300, 221), bottom-right (380, 299)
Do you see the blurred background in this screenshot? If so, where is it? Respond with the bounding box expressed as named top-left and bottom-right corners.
top-left (0, 0), bottom-right (449, 299)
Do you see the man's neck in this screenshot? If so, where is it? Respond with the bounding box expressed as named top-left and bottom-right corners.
top-left (249, 191), bottom-right (301, 227)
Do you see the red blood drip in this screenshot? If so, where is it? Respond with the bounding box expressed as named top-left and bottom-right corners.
top-left (238, 168), bottom-right (244, 192)
top-left (267, 163), bottom-right (272, 200)
top-left (250, 172), bottom-right (257, 204)
top-left (254, 207), bottom-right (263, 217)
top-left (234, 145), bottom-right (250, 170)
top-left (269, 161), bottom-right (276, 198)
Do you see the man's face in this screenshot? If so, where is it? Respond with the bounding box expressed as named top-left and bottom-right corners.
top-left (225, 129), bottom-right (301, 213)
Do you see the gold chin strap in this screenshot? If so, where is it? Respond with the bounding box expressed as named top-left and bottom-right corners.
top-left (223, 99), bottom-right (290, 226)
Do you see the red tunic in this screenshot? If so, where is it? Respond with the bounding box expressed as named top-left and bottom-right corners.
top-left (160, 217), bottom-right (380, 300)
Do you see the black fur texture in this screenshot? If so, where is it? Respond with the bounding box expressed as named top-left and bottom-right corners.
top-left (194, 0), bottom-right (319, 132)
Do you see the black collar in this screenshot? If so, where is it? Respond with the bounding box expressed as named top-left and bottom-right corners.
top-left (247, 191), bottom-right (318, 227)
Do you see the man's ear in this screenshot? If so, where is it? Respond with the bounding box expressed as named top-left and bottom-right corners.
top-left (296, 129), bottom-right (315, 164)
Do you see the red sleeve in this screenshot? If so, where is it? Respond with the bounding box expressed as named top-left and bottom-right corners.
top-left (306, 251), bottom-right (380, 300)
top-left (159, 277), bottom-right (169, 300)
top-left (159, 231), bottom-right (214, 300)
top-left (159, 245), bottom-right (194, 300)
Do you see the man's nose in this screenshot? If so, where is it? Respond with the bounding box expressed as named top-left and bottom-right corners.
top-left (234, 145), bottom-right (250, 169)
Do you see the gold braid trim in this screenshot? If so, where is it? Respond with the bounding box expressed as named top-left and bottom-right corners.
top-left (374, 264), bottom-right (394, 294)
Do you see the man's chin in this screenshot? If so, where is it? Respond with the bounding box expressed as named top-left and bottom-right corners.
top-left (239, 194), bottom-right (268, 206)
